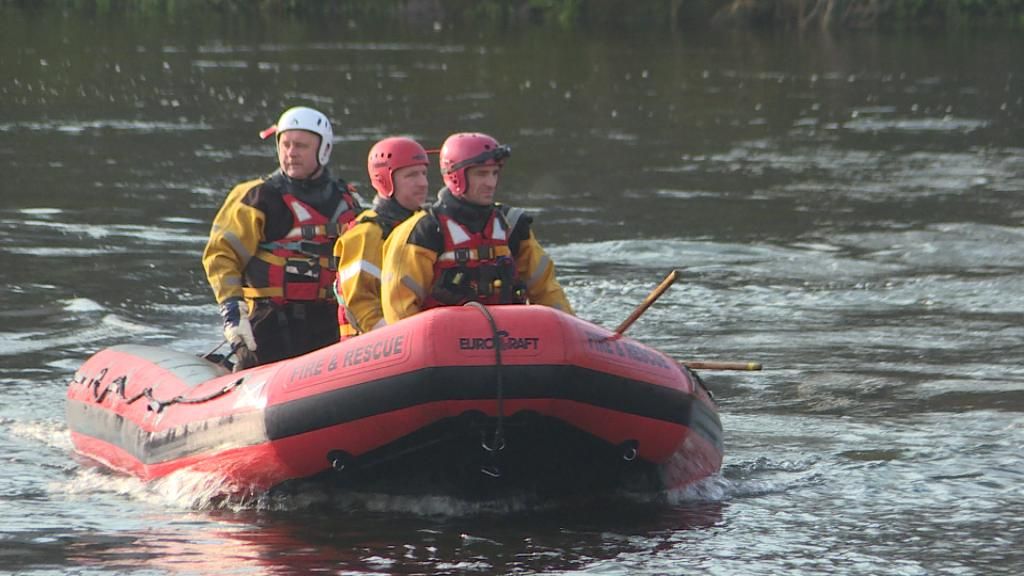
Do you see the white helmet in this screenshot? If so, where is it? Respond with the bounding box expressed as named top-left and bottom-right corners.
top-left (274, 106), bottom-right (333, 167)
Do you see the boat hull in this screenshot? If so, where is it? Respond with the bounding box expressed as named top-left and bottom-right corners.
top-left (67, 305), bottom-right (722, 498)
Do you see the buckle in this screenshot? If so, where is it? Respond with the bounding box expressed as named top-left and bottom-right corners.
top-left (324, 222), bottom-right (343, 239)
top-left (298, 241), bottom-right (329, 257)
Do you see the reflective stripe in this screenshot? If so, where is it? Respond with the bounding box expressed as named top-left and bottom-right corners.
top-left (344, 307), bottom-right (363, 333)
top-left (287, 200), bottom-right (314, 222)
top-left (214, 226), bottom-right (253, 264)
top-left (400, 275), bottom-right (426, 301)
top-left (492, 217), bottom-right (506, 241)
top-left (338, 259), bottom-right (381, 283)
top-left (527, 254), bottom-right (551, 289)
top-left (222, 276), bottom-right (242, 287)
top-left (445, 219), bottom-right (472, 245)
top-left (505, 207), bottom-right (525, 233)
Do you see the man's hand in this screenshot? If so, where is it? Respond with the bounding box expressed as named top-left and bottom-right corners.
top-left (220, 298), bottom-right (257, 352)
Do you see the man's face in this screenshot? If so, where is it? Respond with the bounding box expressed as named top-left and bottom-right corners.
top-left (462, 165), bottom-right (501, 206)
top-left (277, 130), bottom-right (322, 180)
top-left (391, 165), bottom-right (429, 211)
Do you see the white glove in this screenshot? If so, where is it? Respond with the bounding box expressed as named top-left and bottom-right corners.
top-left (220, 298), bottom-right (257, 351)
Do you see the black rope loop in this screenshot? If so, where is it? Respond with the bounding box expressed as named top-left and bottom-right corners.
top-left (681, 365), bottom-right (717, 405)
top-left (113, 375), bottom-right (128, 398)
top-left (88, 368), bottom-right (109, 400)
top-left (82, 365), bottom-right (245, 414)
top-left (171, 378), bottom-right (245, 405)
top-left (143, 377), bottom-right (245, 413)
top-left (463, 302), bottom-right (506, 459)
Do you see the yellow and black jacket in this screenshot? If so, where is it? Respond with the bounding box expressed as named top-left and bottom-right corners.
top-left (332, 195), bottom-right (415, 337)
top-left (203, 169), bottom-right (362, 311)
top-left (381, 188), bottom-right (573, 324)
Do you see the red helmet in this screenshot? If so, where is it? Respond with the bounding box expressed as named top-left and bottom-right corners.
top-left (367, 137), bottom-right (429, 198)
top-left (440, 133), bottom-right (511, 196)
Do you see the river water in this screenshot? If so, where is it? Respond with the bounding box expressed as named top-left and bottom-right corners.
top-left (2, 7), bottom-right (1022, 575)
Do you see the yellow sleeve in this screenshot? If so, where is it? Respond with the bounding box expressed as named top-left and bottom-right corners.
top-left (516, 230), bottom-right (575, 315)
top-left (381, 212), bottom-right (438, 324)
top-left (202, 179), bottom-right (266, 304)
top-left (334, 219), bottom-right (386, 332)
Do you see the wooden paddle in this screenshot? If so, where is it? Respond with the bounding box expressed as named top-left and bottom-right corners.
top-left (680, 360), bottom-right (762, 371)
top-left (614, 269), bottom-right (680, 336)
top-left (613, 269), bottom-right (763, 371)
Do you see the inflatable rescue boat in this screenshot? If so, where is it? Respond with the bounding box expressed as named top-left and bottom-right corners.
top-left (67, 305), bottom-right (722, 498)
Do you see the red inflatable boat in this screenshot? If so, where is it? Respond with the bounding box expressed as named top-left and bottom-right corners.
top-left (67, 305), bottom-right (722, 499)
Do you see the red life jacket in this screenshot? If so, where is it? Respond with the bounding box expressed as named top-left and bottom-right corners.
top-left (243, 189), bottom-right (360, 306)
top-left (423, 208), bottom-right (527, 309)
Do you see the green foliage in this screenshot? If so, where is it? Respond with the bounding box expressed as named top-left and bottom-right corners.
top-left (2, 0), bottom-right (1023, 28)
top-left (528, 0), bottom-right (585, 26)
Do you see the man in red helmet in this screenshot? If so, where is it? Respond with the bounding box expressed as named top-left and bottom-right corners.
top-left (380, 132), bottom-right (573, 323)
top-left (203, 106), bottom-right (362, 369)
top-left (333, 136), bottom-right (429, 337)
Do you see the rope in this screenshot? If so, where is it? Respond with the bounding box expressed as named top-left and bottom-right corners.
top-left (78, 368), bottom-right (244, 414)
top-left (463, 301), bottom-right (506, 477)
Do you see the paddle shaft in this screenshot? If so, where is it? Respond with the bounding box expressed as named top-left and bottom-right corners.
top-left (681, 360), bottom-right (762, 371)
top-left (201, 339), bottom-right (228, 359)
top-left (614, 269), bottom-right (680, 335)
top-left (611, 269), bottom-right (764, 372)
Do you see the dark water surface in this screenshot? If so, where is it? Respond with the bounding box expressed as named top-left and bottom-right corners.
top-left (2, 7), bottom-right (1023, 575)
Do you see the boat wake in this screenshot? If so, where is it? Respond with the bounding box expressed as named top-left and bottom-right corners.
top-left (54, 461), bottom-right (736, 517)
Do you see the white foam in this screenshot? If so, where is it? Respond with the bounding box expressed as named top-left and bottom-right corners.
top-left (18, 207), bottom-right (63, 216)
top-left (7, 420), bottom-right (73, 452)
top-left (100, 314), bottom-right (153, 334)
top-left (63, 298), bottom-right (105, 313)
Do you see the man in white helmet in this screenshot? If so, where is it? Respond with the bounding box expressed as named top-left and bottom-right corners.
top-left (203, 106), bottom-right (363, 370)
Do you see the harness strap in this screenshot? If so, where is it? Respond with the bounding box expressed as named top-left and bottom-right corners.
top-left (257, 240), bottom-right (334, 257)
top-left (242, 286), bottom-right (332, 299)
top-left (438, 245), bottom-right (513, 263)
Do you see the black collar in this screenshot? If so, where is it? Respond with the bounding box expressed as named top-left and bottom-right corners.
top-left (434, 188), bottom-right (495, 234)
top-left (372, 195), bottom-right (415, 224)
top-left (266, 168), bottom-right (335, 211)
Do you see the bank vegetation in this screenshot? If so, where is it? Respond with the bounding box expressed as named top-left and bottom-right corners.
top-left (5, 0), bottom-right (1024, 30)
